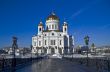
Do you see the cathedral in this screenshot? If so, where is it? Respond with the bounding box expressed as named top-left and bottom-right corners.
top-left (32, 12), bottom-right (74, 55)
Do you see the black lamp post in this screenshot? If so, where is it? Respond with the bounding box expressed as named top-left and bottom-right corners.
top-left (30, 45), bottom-right (33, 61)
top-left (84, 36), bottom-right (89, 66)
top-left (91, 43), bottom-right (96, 55)
top-left (12, 36), bottom-right (18, 72)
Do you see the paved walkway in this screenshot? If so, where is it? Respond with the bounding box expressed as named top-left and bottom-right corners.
top-left (16, 58), bottom-right (96, 72)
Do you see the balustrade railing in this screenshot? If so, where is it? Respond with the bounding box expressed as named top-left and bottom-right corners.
top-left (63, 57), bottom-right (110, 72)
top-left (0, 57), bottom-right (43, 72)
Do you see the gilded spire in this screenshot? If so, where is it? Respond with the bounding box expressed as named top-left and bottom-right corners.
top-left (63, 19), bottom-right (68, 26)
top-left (38, 20), bottom-right (43, 26)
top-left (46, 11), bottom-right (59, 20)
top-left (51, 11), bottom-right (55, 15)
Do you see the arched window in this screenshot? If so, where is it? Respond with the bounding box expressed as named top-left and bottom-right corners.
top-left (51, 40), bottom-right (53, 45)
top-left (54, 40), bottom-right (56, 45)
top-left (65, 28), bottom-right (66, 31)
top-left (52, 25), bottom-right (54, 29)
top-left (39, 28), bottom-right (41, 31)
top-left (39, 41), bottom-right (41, 46)
top-left (45, 40), bottom-right (46, 45)
top-left (60, 40), bottom-right (62, 45)
top-left (55, 25), bottom-right (57, 29)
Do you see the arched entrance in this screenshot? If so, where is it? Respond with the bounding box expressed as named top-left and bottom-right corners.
top-left (44, 48), bottom-right (47, 54)
top-left (51, 48), bottom-right (55, 54)
top-left (58, 48), bottom-right (62, 54)
top-left (64, 48), bottom-right (68, 54)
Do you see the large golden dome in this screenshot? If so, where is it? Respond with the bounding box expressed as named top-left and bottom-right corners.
top-left (46, 12), bottom-right (59, 20)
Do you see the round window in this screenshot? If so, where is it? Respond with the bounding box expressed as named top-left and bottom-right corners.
top-left (52, 33), bottom-right (54, 35)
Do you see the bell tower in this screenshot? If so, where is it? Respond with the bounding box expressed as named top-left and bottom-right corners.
top-left (38, 21), bottom-right (43, 35)
top-left (63, 21), bottom-right (68, 35)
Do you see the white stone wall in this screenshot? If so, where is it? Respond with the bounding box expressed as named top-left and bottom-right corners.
top-left (32, 32), bottom-right (64, 47)
top-left (32, 31), bottom-right (74, 54)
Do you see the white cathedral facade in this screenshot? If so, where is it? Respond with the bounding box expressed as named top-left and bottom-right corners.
top-left (32, 12), bottom-right (74, 55)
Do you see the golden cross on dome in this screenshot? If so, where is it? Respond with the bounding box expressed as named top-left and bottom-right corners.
top-left (40, 19), bottom-right (43, 24)
top-left (51, 10), bottom-right (55, 15)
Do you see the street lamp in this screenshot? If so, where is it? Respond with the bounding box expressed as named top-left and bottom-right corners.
top-left (84, 36), bottom-right (89, 66)
top-left (30, 45), bottom-right (33, 61)
top-left (12, 36), bottom-right (18, 72)
top-left (91, 43), bottom-right (96, 55)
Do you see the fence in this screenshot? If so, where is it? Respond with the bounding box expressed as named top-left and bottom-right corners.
top-left (63, 57), bottom-right (110, 72)
top-left (0, 57), bottom-right (43, 72)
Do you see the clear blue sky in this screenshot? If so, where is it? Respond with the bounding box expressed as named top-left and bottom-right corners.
top-left (0, 0), bottom-right (110, 48)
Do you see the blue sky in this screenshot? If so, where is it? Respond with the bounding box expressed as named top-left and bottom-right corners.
top-left (0, 0), bottom-right (110, 48)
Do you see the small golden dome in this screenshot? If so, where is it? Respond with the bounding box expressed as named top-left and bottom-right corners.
top-left (46, 12), bottom-right (59, 20)
top-left (63, 21), bottom-right (68, 26)
top-left (38, 21), bottom-right (43, 26)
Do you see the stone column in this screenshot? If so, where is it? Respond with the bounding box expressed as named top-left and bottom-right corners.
top-left (62, 48), bottom-right (64, 54)
top-left (48, 48), bottom-right (51, 54)
top-left (56, 47), bottom-right (58, 54)
top-left (68, 47), bottom-right (70, 54)
top-left (47, 48), bottom-right (49, 54)
top-left (55, 47), bottom-right (56, 54)
top-left (57, 47), bottom-right (60, 54)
